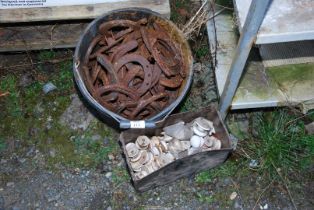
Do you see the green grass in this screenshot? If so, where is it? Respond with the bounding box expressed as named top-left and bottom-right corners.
top-left (44, 120), bottom-right (118, 169)
top-left (195, 160), bottom-right (239, 184)
top-left (247, 109), bottom-right (314, 179)
top-left (112, 167), bottom-right (130, 185)
top-left (179, 96), bottom-right (195, 112)
top-left (170, 12), bottom-right (180, 22)
top-left (52, 60), bottom-right (73, 91)
top-left (38, 57), bottom-right (73, 92)
top-left (0, 57), bottom-right (108, 171)
top-left (309, 111), bottom-right (314, 121)
top-left (196, 192), bottom-right (214, 204)
top-left (38, 50), bottom-right (56, 61)
top-left (195, 161), bottom-right (240, 207)
top-left (24, 81), bottom-right (42, 97)
top-left (37, 50), bottom-right (73, 92)
top-left (0, 75), bottom-right (22, 117)
top-left (195, 45), bottom-right (209, 59)
top-left (0, 137), bottom-right (6, 152)
top-left (174, 0), bottom-right (188, 8)
top-left (72, 136), bottom-right (113, 168)
top-left (170, 0), bottom-right (190, 23)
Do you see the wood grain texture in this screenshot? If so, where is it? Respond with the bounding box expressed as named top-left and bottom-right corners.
top-left (0, 0), bottom-right (170, 23)
top-left (120, 106), bottom-right (232, 192)
top-left (0, 22), bottom-right (89, 52)
top-left (0, 1), bottom-right (170, 52)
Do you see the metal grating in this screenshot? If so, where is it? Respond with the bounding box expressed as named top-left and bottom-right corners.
top-left (259, 40), bottom-right (314, 67)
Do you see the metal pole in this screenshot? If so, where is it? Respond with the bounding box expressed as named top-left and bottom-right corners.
top-left (218, 0), bottom-right (272, 120)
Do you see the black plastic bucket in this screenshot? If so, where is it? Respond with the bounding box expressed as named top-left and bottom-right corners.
top-left (73, 8), bottom-right (193, 129)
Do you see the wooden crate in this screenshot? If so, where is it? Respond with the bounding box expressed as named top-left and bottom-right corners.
top-left (119, 106), bottom-right (232, 192)
top-left (0, 0), bottom-right (170, 52)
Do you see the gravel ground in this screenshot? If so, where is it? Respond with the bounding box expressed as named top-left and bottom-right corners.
top-left (0, 49), bottom-right (313, 209)
top-left (0, 57), bottom-right (222, 210)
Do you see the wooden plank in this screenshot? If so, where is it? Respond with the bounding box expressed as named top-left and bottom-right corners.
top-left (0, 22), bottom-right (89, 52)
top-left (0, 0), bottom-right (171, 52)
top-left (0, 0), bottom-right (170, 23)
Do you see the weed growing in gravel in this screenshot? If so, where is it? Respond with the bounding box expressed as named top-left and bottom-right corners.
top-left (43, 120), bottom-right (118, 170)
top-left (195, 45), bottom-right (209, 59)
top-left (0, 137), bottom-right (6, 152)
top-left (170, 10), bottom-right (180, 22)
top-left (37, 49), bottom-right (73, 92)
top-left (52, 60), bottom-right (73, 91)
top-left (112, 167), bottom-right (129, 186)
top-left (73, 137), bottom-right (111, 166)
top-left (1, 57), bottom-right (79, 170)
top-left (174, 0), bottom-right (188, 8)
top-left (170, 0), bottom-right (190, 23)
top-left (38, 50), bottom-right (56, 61)
top-left (68, 123), bottom-right (118, 168)
top-left (179, 96), bottom-right (195, 112)
top-left (246, 109), bottom-right (314, 179)
top-left (0, 75), bottom-right (22, 117)
top-left (196, 192), bottom-right (214, 204)
top-left (37, 50), bottom-right (56, 72)
top-left (195, 161), bottom-right (238, 184)
top-left (24, 80), bottom-right (42, 97)
top-left (73, 133), bottom-right (117, 168)
top-left (309, 111), bottom-right (314, 121)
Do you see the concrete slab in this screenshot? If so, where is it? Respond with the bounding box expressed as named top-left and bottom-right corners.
top-left (234, 0), bottom-right (314, 44)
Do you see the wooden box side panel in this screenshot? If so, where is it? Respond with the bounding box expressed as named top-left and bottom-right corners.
top-left (0, 0), bottom-right (170, 23)
top-left (135, 150), bottom-right (230, 192)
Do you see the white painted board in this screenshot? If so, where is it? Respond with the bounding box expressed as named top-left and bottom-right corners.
top-left (0, 0), bottom-right (171, 23)
top-left (0, 0), bottom-right (126, 9)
